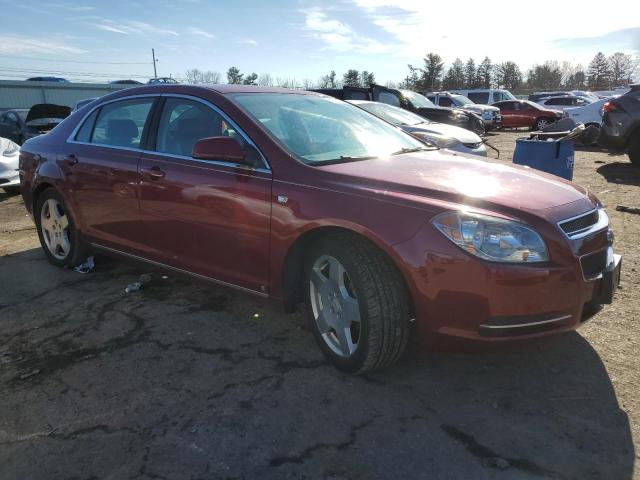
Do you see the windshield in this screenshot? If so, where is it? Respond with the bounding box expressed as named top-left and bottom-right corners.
top-left (451, 94), bottom-right (474, 106)
top-left (232, 93), bottom-right (426, 164)
top-left (400, 90), bottom-right (436, 108)
top-left (356, 102), bottom-right (428, 126)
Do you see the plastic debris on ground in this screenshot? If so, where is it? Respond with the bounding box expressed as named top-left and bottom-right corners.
top-left (125, 273), bottom-right (152, 293)
top-left (74, 256), bottom-right (95, 274)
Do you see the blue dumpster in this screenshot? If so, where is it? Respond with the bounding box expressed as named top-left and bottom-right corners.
top-left (513, 138), bottom-right (574, 180)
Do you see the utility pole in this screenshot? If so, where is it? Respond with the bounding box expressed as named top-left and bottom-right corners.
top-left (152, 48), bottom-right (158, 79)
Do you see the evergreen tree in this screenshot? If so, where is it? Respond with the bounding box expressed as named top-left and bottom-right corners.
top-left (343, 69), bottom-right (360, 87)
top-left (226, 66), bottom-right (243, 84)
top-left (587, 52), bottom-right (612, 90)
top-left (443, 58), bottom-right (465, 90)
top-left (464, 58), bottom-right (477, 88)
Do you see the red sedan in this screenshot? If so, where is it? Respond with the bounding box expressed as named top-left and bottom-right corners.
top-left (19, 85), bottom-right (621, 373)
top-left (493, 99), bottom-right (564, 130)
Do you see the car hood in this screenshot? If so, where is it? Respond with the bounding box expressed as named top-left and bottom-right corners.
top-left (404, 123), bottom-right (482, 144)
top-left (318, 150), bottom-right (590, 215)
top-left (25, 104), bottom-right (71, 124)
top-left (462, 104), bottom-right (499, 113)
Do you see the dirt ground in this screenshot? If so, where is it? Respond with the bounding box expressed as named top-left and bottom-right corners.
top-left (0, 131), bottom-right (638, 479)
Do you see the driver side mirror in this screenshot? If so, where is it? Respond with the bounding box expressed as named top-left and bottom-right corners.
top-left (192, 136), bottom-right (251, 165)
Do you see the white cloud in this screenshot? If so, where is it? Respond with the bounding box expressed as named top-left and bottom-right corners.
top-left (350, 0), bottom-right (640, 67)
top-left (301, 7), bottom-right (392, 54)
top-left (0, 35), bottom-right (87, 55)
top-left (240, 39), bottom-right (258, 46)
top-left (187, 27), bottom-right (215, 39)
top-left (93, 19), bottom-right (179, 36)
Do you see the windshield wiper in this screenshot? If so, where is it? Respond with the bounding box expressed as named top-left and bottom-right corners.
top-left (391, 147), bottom-right (429, 155)
top-left (314, 155), bottom-right (378, 166)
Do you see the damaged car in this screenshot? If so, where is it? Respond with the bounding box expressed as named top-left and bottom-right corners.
top-left (348, 99), bottom-right (487, 156)
top-left (0, 136), bottom-right (20, 195)
top-left (0, 104), bottom-right (71, 145)
top-left (19, 85), bottom-right (622, 373)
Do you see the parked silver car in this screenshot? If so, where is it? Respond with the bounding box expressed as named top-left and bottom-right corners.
top-left (348, 100), bottom-right (487, 157)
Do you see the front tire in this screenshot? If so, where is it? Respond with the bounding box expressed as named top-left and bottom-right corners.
top-left (533, 117), bottom-right (553, 131)
top-left (304, 234), bottom-right (411, 373)
top-left (35, 188), bottom-right (86, 267)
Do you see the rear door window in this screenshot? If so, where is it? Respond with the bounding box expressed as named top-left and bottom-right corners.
top-left (91, 98), bottom-right (154, 149)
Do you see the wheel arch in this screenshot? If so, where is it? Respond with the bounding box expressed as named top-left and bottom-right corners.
top-left (279, 225), bottom-right (416, 318)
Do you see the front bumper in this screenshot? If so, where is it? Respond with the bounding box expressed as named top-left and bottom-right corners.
top-left (393, 215), bottom-right (620, 345)
top-left (0, 158), bottom-right (20, 187)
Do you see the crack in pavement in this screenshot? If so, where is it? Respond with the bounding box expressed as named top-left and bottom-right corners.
top-left (441, 423), bottom-right (564, 478)
top-left (268, 415), bottom-right (381, 467)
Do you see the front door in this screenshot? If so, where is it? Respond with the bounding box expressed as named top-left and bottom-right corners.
top-left (138, 96), bottom-right (272, 293)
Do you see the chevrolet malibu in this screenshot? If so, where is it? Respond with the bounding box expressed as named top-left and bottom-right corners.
top-left (19, 85), bottom-right (621, 373)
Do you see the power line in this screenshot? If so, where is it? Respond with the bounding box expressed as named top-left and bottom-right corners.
top-left (0, 54), bottom-right (152, 65)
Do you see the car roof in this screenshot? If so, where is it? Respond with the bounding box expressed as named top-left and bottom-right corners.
top-left (114, 84), bottom-right (320, 95)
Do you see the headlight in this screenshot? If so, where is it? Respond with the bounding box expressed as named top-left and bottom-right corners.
top-left (2, 140), bottom-right (19, 157)
top-left (412, 132), bottom-right (460, 149)
top-left (433, 211), bottom-right (549, 263)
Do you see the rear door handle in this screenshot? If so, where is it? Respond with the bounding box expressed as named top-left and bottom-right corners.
top-left (61, 154), bottom-right (78, 166)
top-left (141, 166), bottom-right (165, 180)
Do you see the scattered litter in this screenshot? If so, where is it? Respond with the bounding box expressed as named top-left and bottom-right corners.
top-left (125, 273), bottom-right (152, 293)
top-left (616, 205), bottom-right (640, 215)
top-left (74, 256), bottom-right (95, 274)
top-left (492, 458), bottom-right (511, 470)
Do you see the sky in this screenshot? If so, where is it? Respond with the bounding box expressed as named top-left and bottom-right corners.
top-left (0, 0), bottom-right (639, 84)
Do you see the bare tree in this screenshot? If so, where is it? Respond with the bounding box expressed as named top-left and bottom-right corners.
top-left (257, 73), bottom-right (274, 86)
top-left (184, 68), bottom-right (203, 83)
top-left (609, 52), bottom-right (635, 87)
top-left (302, 78), bottom-right (315, 89)
top-left (201, 71), bottom-right (221, 84)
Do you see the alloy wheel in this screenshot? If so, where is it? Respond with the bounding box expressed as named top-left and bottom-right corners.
top-left (40, 198), bottom-right (71, 260)
top-left (309, 255), bottom-right (362, 357)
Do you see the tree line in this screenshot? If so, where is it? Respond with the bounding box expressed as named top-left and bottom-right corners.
top-left (183, 51), bottom-right (637, 93)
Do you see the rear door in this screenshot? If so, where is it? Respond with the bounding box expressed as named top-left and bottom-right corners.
top-left (65, 96), bottom-right (157, 251)
top-left (498, 101), bottom-right (516, 127)
top-left (137, 95), bottom-right (272, 292)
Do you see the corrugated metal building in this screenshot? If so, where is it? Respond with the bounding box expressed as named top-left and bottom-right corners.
top-left (0, 80), bottom-right (133, 111)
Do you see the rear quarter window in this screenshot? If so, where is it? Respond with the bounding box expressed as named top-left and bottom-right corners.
top-left (468, 92), bottom-right (490, 104)
top-left (74, 110), bottom-right (98, 143)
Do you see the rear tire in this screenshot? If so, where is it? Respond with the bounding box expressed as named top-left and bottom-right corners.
top-left (304, 233), bottom-right (411, 373)
top-left (628, 135), bottom-right (640, 166)
top-left (35, 188), bottom-right (86, 268)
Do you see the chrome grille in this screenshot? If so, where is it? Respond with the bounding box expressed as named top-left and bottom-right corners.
top-left (559, 210), bottom-right (600, 237)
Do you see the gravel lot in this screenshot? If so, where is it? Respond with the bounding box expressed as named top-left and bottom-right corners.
top-left (0, 131), bottom-right (638, 479)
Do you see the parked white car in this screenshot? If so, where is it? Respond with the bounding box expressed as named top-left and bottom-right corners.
top-left (0, 136), bottom-right (20, 194)
top-left (564, 98), bottom-right (610, 127)
top-left (449, 89), bottom-right (515, 105)
top-left (537, 95), bottom-right (593, 111)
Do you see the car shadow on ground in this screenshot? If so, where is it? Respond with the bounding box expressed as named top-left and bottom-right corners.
top-left (597, 162), bottom-right (640, 187)
top-left (0, 249), bottom-right (635, 479)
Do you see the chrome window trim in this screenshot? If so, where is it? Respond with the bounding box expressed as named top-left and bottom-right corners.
top-left (65, 92), bottom-right (271, 172)
top-left (557, 208), bottom-right (609, 240)
top-left (66, 93), bottom-right (161, 145)
top-left (91, 243), bottom-right (268, 297)
top-left (140, 149), bottom-right (271, 174)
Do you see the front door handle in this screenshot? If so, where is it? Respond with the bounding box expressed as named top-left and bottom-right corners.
top-left (141, 166), bottom-right (165, 180)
